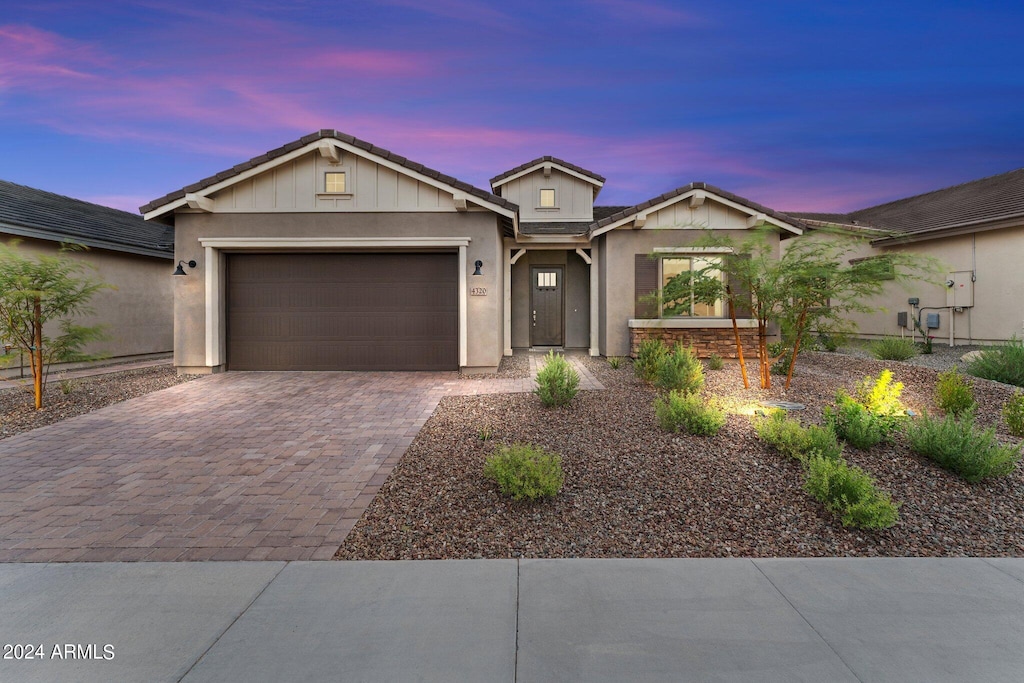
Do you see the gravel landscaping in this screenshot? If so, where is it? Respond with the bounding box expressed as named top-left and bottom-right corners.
top-left (337, 351), bottom-right (1024, 560)
top-left (0, 365), bottom-right (198, 440)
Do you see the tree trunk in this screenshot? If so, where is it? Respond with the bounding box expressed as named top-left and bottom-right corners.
top-left (727, 287), bottom-right (749, 389)
top-left (758, 322), bottom-right (771, 390)
top-left (784, 308), bottom-right (809, 391)
top-left (33, 298), bottom-right (42, 410)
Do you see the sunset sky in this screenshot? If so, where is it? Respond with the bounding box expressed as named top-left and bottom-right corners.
top-left (1, 0), bottom-right (1022, 215)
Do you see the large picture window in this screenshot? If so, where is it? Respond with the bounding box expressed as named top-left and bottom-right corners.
top-left (660, 256), bottom-right (724, 317)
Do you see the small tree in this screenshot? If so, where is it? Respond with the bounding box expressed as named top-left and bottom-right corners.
top-left (0, 242), bottom-right (109, 409)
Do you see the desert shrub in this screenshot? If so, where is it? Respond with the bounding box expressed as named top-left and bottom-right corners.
top-left (653, 344), bottom-right (704, 394)
top-left (966, 337), bottom-right (1024, 388)
top-left (754, 410), bottom-right (842, 462)
top-left (869, 336), bottom-right (917, 361)
top-left (935, 366), bottom-right (976, 416)
top-left (804, 424), bottom-right (844, 462)
top-left (803, 455), bottom-right (900, 529)
top-left (634, 339), bottom-right (668, 383)
top-left (534, 351), bottom-right (579, 407)
top-left (607, 356), bottom-right (622, 369)
top-left (706, 353), bottom-right (724, 371)
top-left (906, 411), bottom-right (1021, 482)
top-left (824, 393), bottom-right (891, 450)
top-left (1004, 392), bottom-right (1024, 438)
top-left (483, 443), bottom-right (564, 501)
top-left (855, 369), bottom-right (907, 419)
top-left (817, 333), bottom-right (841, 352)
top-left (655, 390), bottom-right (726, 436)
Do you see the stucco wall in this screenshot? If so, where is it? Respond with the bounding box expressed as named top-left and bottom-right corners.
top-left (1, 236), bottom-right (173, 361)
top-left (172, 211), bottom-right (505, 371)
top-left (510, 250), bottom-right (590, 349)
top-left (785, 225), bottom-right (1024, 344)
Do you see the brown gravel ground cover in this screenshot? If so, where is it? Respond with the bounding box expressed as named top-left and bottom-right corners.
top-left (0, 366), bottom-right (197, 440)
top-left (337, 351), bottom-right (1024, 560)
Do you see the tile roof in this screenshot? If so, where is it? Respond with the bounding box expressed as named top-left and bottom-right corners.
top-left (591, 182), bottom-right (807, 233)
top-left (489, 156), bottom-right (606, 186)
top-left (141, 130), bottom-right (518, 216)
top-left (0, 179), bottom-right (173, 258)
top-left (517, 206), bottom-right (630, 236)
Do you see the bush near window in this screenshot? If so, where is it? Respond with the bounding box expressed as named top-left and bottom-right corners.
top-left (935, 366), bottom-right (976, 416)
top-left (483, 443), bottom-right (564, 501)
top-left (803, 455), bottom-right (900, 529)
top-left (653, 343), bottom-right (704, 395)
top-left (966, 337), bottom-right (1024, 388)
top-left (906, 411), bottom-right (1021, 483)
top-left (1004, 392), bottom-right (1024, 438)
top-left (655, 390), bottom-right (726, 436)
top-left (869, 336), bottom-right (918, 361)
top-left (534, 350), bottom-right (579, 407)
top-left (634, 339), bottom-right (668, 383)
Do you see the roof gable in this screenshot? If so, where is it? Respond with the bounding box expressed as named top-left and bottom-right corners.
top-left (0, 179), bottom-right (172, 258)
top-left (489, 156), bottom-right (605, 192)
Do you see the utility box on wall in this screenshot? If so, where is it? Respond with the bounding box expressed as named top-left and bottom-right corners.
top-left (926, 312), bottom-right (941, 329)
top-left (946, 271), bottom-right (974, 307)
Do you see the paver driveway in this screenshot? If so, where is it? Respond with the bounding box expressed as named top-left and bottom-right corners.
top-left (0, 372), bottom-right (457, 562)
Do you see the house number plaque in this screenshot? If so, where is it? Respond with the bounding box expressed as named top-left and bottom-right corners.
top-left (470, 287), bottom-right (487, 296)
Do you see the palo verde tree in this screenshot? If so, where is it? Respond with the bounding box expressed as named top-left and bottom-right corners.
top-left (0, 242), bottom-right (110, 409)
top-left (677, 226), bottom-right (937, 390)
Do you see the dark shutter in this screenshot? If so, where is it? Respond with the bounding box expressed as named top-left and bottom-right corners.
top-left (730, 254), bottom-right (753, 319)
top-left (635, 254), bottom-right (659, 319)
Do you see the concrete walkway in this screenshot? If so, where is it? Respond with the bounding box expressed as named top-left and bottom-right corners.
top-left (1, 557), bottom-right (1022, 682)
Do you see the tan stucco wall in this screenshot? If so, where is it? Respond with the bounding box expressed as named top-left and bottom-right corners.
top-left (598, 226), bottom-right (781, 357)
top-left (785, 224), bottom-right (1024, 344)
top-left (510, 249), bottom-right (590, 349)
top-left (172, 211), bottom-right (505, 371)
top-left (1, 236), bottom-right (173, 360)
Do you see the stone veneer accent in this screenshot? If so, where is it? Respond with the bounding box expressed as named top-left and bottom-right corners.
top-left (630, 326), bottom-right (758, 359)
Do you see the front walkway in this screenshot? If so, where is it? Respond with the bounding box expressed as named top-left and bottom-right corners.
top-left (1, 557), bottom-right (1021, 682)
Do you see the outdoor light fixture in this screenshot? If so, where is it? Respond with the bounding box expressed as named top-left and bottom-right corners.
top-left (473, 260), bottom-right (483, 276)
top-left (173, 260), bottom-right (197, 276)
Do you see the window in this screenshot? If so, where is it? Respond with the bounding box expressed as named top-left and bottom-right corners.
top-left (324, 172), bottom-right (347, 193)
top-left (537, 271), bottom-right (557, 288)
top-left (660, 256), bottom-right (724, 317)
top-left (539, 188), bottom-right (556, 208)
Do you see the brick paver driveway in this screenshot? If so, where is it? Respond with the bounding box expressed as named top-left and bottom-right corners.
top-left (0, 372), bottom-right (457, 562)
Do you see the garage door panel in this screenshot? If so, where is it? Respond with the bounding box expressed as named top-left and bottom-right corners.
top-left (227, 253), bottom-right (458, 371)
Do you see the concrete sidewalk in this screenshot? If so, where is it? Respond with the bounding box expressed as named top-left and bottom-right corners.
top-left (1, 558), bottom-right (1022, 682)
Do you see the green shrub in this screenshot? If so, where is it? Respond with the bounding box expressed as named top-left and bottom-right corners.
top-left (906, 411), bottom-right (1022, 482)
top-left (534, 351), bottom-right (579, 407)
top-left (817, 333), bottom-right (841, 352)
top-left (804, 424), bottom-right (845, 462)
top-left (754, 410), bottom-right (842, 462)
top-left (1004, 392), bottom-right (1024, 438)
top-left (653, 344), bottom-right (704, 394)
top-left (483, 443), bottom-right (564, 501)
top-left (655, 390), bottom-right (726, 436)
top-left (935, 366), bottom-right (976, 416)
top-left (634, 339), bottom-right (668, 383)
top-left (607, 356), bottom-right (622, 369)
top-left (824, 393), bottom-right (890, 450)
top-left (770, 353), bottom-right (792, 376)
top-left (706, 353), bottom-right (724, 371)
top-left (855, 369), bottom-right (907, 419)
top-left (966, 337), bottom-right (1024, 387)
top-left (803, 455), bottom-right (900, 529)
top-left (869, 336), bottom-right (918, 361)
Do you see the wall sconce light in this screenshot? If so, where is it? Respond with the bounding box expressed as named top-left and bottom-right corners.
top-left (473, 260), bottom-right (483, 276)
top-left (174, 260), bottom-right (197, 276)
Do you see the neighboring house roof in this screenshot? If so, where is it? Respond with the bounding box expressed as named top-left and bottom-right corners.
top-left (0, 179), bottom-right (173, 259)
top-left (140, 129), bottom-right (519, 219)
top-left (489, 156), bottom-right (606, 190)
top-left (519, 206), bottom-right (629, 236)
top-left (590, 182), bottom-right (807, 236)
top-left (789, 167), bottom-right (1024, 243)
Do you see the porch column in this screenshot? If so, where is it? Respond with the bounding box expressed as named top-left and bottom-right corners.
top-left (204, 246), bottom-right (221, 367)
top-left (503, 248), bottom-right (512, 356)
top-left (589, 242), bottom-right (600, 356)
top-left (459, 245), bottom-right (468, 367)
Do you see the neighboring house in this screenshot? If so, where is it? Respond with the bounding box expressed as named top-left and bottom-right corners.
top-left (0, 180), bottom-right (174, 369)
top-left (141, 129), bottom-right (806, 374)
top-left (787, 168), bottom-right (1024, 346)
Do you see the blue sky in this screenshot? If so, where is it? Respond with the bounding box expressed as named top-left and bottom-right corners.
top-left (1, 0), bottom-right (1022, 214)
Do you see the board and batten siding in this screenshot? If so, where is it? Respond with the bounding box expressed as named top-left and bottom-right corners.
top-left (210, 150), bottom-right (458, 213)
top-left (640, 198), bottom-right (753, 230)
top-left (499, 168), bottom-right (594, 222)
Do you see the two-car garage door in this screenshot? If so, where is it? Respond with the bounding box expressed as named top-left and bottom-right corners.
top-left (226, 253), bottom-right (458, 371)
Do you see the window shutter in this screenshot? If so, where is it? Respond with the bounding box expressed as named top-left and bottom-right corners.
top-left (635, 254), bottom-right (659, 319)
top-left (730, 254), bottom-right (753, 318)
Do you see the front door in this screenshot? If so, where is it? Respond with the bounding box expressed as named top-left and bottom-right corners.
top-left (531, 266), bottom-right (564, 346)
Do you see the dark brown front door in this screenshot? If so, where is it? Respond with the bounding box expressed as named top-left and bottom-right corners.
top-left (227, 253), bottom-right (458, 371)
top-left (531, 266), bottom-right (563, 346)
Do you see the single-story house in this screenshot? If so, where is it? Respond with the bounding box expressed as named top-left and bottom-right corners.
top-left (787, 167), bottom-right (1024, 346)
top-left (141, 129), bottom-right (808, 374)
top-left (0, 179), bottom-right (174, 370)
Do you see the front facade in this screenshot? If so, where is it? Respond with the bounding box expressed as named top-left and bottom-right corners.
top-left (142, 130), bottom-right (805, 374)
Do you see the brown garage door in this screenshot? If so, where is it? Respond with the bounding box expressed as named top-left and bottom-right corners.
top-left (227, 253), bottom-right (458, 371)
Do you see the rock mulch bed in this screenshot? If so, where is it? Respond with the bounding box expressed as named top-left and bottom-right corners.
top-left (337, 352), bottom-right (1024, 560)
top-left (0, 366), bottom-right (198, 440)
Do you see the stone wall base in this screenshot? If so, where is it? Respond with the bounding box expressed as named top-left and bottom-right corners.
top-left (630, 326), bottom-right (758, 359)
